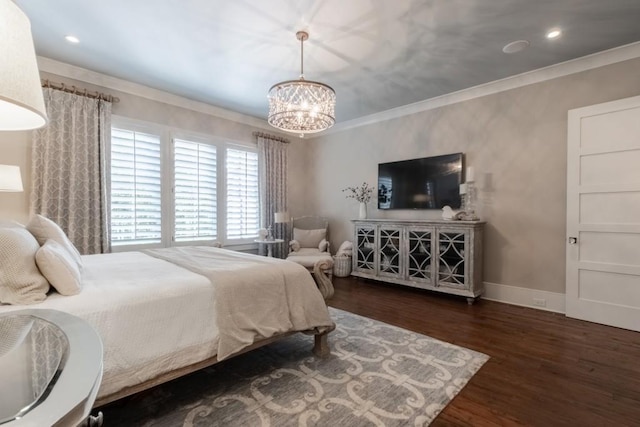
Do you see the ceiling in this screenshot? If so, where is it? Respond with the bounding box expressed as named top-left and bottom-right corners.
top-left (16, 0), bottom-right (640, 125)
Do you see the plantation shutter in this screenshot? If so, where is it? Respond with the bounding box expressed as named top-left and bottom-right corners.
top-left (226, 147), bottom-right (259, 239)
top-left (110, 128), bottom-right (162, 245)
top-left (174, 139), bottom-right (217, 241)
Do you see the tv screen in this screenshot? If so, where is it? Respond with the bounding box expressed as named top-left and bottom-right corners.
top-left (378, 153), bottom-right (463, 210)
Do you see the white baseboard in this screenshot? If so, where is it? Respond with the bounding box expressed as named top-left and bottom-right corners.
top-left (482, 282), bottom-right (565, 314)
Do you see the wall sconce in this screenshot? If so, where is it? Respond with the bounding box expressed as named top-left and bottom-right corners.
top-left (0, 165), bottom-right (24, 192)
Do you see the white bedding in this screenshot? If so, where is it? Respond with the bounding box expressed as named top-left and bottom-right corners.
top-left (144, 246), bottom-right (334, 360)
top-left (0, 251), bottom-right (219, 399)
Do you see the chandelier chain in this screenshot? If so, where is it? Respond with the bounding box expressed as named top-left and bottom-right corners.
top-left (300, 34), bottom-right (304, 78)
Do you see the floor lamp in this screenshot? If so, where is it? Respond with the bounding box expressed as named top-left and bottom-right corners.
top-left (1, 0), bottom-right (48, 130)
top-left (1, 1), bottom-right (46, 219)
top-left (274, 211), bottom-right (290, 237)
top-left (274, 211), bottom-right (290, 252)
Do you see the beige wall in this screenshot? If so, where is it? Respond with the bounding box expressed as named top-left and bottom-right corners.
top-left (306, 57), bottom-right (640, 294)
top-left (3, 57), bottom-right (640, 294)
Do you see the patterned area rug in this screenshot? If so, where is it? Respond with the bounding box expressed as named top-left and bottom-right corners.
top-left (102, 308), bottom-right (488, 426)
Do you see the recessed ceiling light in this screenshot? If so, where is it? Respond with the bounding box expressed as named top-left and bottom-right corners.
top-left (502, 40), bottom-right (530, 54)
top-left (65, 35), bottom-right (80, 44)
top-left (546, 29), bottom-right (562, 39)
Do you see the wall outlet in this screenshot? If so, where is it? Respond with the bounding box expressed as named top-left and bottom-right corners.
top-left (533, 298), bottom-right (547, 307)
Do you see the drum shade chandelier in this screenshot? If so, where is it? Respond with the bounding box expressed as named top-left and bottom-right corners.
top-left (267, 31), bottom-right (335, 137)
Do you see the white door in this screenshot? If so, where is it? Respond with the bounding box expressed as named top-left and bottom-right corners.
top-left (566, 95), bottom-right (640, 332)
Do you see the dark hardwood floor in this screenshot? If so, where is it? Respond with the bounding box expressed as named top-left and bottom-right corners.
top-left (329, 277), bottom-right (640, 427)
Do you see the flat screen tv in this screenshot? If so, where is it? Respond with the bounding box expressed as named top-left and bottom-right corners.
top-left (378, 153), bottom-right (463, 210)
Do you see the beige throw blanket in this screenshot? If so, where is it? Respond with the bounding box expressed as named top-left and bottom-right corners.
top-left (144, 246), bottom-right (333, 360)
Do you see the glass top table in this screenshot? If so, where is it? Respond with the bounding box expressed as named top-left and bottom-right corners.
top-left (0, 310), bottom-right (102, 426)
top-left (254, 239), bottom-right (285, 257)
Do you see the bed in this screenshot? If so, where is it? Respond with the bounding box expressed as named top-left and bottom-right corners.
top-left (0, 233), bottom-right (335, 406)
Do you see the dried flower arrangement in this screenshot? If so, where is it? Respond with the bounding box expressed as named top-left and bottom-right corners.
top-left (342, 182), bottom-right (374, 203)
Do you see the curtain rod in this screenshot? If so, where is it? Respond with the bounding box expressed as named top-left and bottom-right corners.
top-left (252, 131), bottom-right (290, 144)
top-left (42, 79), bottom-right (120, 103)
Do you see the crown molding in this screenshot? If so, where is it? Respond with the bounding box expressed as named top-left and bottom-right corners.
top-left (319, 41), bottom-right (640, 137)
top-left (36, 56), bottom-right (273, 131)
top-left (37, 40), bottom-right (640, 139)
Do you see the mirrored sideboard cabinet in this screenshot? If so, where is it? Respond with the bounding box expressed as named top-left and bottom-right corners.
top-left (351, 219), bottom-right (484, 304)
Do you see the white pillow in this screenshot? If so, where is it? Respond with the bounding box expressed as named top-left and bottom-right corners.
top-left (336, 240), bottom-right (353, 257)
top-left (27, 214), bottom-right (83, 270)
top-left (36, 240), bottom-right (82, 296)
top-left (318, 238), bottom-right (329, 252)
top-left (289, 240), bottom-right (301, 252)
top-left (0, 227), bottom-right (50, 304)
top-left (293, 228), bottom-right (326, 249)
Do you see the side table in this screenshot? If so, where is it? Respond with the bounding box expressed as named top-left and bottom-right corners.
top-left (254, 239), bottom-right (285, 257)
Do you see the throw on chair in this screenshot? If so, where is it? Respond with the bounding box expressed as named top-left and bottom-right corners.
top-left (286, 216), bottom-right (334, 298)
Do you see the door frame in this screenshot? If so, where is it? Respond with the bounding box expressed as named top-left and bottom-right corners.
top-left (566, 94), bottom-right (640, 331)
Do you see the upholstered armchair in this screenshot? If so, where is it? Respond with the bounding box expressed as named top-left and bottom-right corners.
top-left (286, 216), bottom-right (334, 299)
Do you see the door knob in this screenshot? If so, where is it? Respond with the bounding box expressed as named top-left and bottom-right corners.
top-left (568, 237), bottom-right (578, 245)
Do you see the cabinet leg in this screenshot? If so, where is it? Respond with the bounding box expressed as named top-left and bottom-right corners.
top-left (466, 297), bottom-right (477, 305)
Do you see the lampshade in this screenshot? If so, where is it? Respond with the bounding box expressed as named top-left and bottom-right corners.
top-left (274, 212), bottom-right (290, 224)
top-left (268, 31), bottom-right (335, 137)
top-left (0, 0), bottom-right (47, 130)
top-left (0, 165), bottom-right (24, 192)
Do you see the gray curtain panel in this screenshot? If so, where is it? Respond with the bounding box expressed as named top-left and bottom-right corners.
top-left (257, 134), bottom-right (288, 259)
top-left (30, 88), bottom-right (112, 254)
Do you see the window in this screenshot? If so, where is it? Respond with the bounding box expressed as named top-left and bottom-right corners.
top-left (109, 118), bottom-right (260, 249)
top-left (110, 128), bottom-right (162, 245)
top-left (174, 139), bottom-right (217, 242)
top-left (226, 148), bottom-right (259, 239)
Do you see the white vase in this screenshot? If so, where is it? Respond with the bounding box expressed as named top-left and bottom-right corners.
top-left (358, 202), bottom-right (367, 219)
